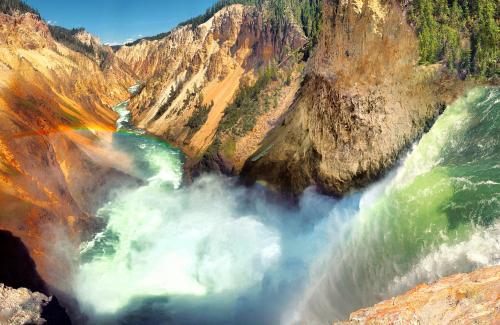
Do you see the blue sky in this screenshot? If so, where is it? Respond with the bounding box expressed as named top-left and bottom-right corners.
top-left (25, 0), bottom-right (217, 45)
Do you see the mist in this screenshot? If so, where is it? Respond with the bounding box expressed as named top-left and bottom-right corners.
top-left (73, 171), bottom-right (364, 324)
top-left (65, 124), bottom-right (365, 324)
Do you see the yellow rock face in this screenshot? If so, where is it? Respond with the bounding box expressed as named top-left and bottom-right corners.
top-left (242, 0), bottom-right (467, 196)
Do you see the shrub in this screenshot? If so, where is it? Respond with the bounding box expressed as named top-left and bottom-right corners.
top-left (154, 79), bottom-right (186, 120)
top-left (219, 64), bottom-right (278, 136)
top-left (179, 0), bottom-right (322, 43)
top-left (186, 96), bottom-right (213, 132)
top-left (122, 32), bottom-right (171, 48)
top-left (48, 26), bottom-right (99, 58)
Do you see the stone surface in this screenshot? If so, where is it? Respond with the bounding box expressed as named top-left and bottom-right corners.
top-left (0, 284), bottom-right (49, 325)
top-left (336, 266), bottom-right (500, 325)
top-left (118, 4), bottom-right (307, 164)
top-left (0, 12), bottom-right (138, 291)
top-left (0, 4), bottom-right (495, 325)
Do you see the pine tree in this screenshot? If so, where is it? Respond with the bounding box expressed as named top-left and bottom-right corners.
top-left (407, 0), bottom-right (498, 79)
top-left (417, 0), bottom-right (440, 63)
top-left (472, 0), bottom-right (499, 77)
top-left (0, 0), bottom-right (39, 16)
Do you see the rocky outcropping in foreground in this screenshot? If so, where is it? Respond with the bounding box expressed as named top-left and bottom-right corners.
top-left (336, 266), bottom-right (500, 324)
top-left (0, 231), bottom-right (71, 324)
top-left (0, 284), bottom-right (49, 325)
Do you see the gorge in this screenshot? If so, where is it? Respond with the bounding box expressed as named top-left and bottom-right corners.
top-left (0, 0), bottom-right (498, 324)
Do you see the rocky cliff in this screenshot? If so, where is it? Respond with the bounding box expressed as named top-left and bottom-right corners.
top-left (0, 1), bottom-right (495, 323)
top-left (336, 266), bottom-right (500, 324)
top-left (242, 0), bottom-right (467, 196)
top-left (0, 284), bottom-right (49, 325)
top-left (0, 11), bottom-right (137, 291)
top-left (0, 230), bottom-right (71, 324)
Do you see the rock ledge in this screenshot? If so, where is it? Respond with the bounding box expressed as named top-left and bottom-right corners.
top-left (336, 266), bottom-right (500, 324)
top-left (0, 284), bottom-right (49, 325)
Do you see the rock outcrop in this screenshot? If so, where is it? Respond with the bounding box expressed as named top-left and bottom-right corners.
top-left (336, 266), bottom-right (500, 324)
top-left (242, 0), bottom-right (466, 196)
top-left (0, 284), bottom-right (49, 325)
top-left (117, 0), bottom-right (469, 196)
top-left (0, 11), bottom-right (138, 291)
top-left (0, 230), bottom-right (71, 324)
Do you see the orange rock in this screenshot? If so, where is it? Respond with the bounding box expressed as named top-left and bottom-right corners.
top-left (337, 266), bottom-right (500, 325)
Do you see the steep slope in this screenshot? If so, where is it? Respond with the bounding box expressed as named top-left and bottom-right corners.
top-left (117, 3), bottom-right (308, 167)
top-left (242, 0), bottom-right (467, 196)
top-left (336, 266), bottom-right (500, 324)
top-left (0, 11), bottom-right (137, 291)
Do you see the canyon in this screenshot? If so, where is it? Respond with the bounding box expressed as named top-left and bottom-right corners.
top-left (0, 0), bottom-right (498, 324)
top-left (116, 3), bottom-right (309, 175)
top-left (117, 0), bottom-right (470, 197)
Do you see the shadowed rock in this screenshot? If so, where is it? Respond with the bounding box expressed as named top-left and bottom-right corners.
top-left (0, 230), bottom-right (71, 324)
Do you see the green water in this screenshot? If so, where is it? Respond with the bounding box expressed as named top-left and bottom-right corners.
top-left (76, 100), bottom-right (287, 320)
top-left (366, 86), bottom-right (499, 271)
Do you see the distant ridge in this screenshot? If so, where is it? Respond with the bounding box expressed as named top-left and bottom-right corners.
top-left (119, 0), bottom-right (322, 50)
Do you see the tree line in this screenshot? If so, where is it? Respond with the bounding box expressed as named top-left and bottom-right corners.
top-left (1, 0), bottom-right (109, 64)
top-left (178, 0), bottom-right (322, 43)
top-left (408, 0), bottom-right (499, 79)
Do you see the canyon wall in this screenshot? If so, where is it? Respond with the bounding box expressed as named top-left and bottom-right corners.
top-left (121, 0), bottom-right (468, 196)
top-left (0, 12), bottom-right (137, 291)
top-left (0, 1), bottom-right (492, 322)
top-left (118, 4), bottom-right (308, 172)
top-left (0, 230), bottom-right (71, 324)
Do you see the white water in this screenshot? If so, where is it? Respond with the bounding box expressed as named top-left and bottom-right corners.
top-left (77, 176), bottom-right (282, 313)
top-left (386, 220), bottom-right (500, 297)
top-left (75, 91), bottom-right (345, 323)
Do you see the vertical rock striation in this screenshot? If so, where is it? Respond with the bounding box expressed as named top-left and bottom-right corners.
top-left (117, 4), bottom-right (307, 160)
